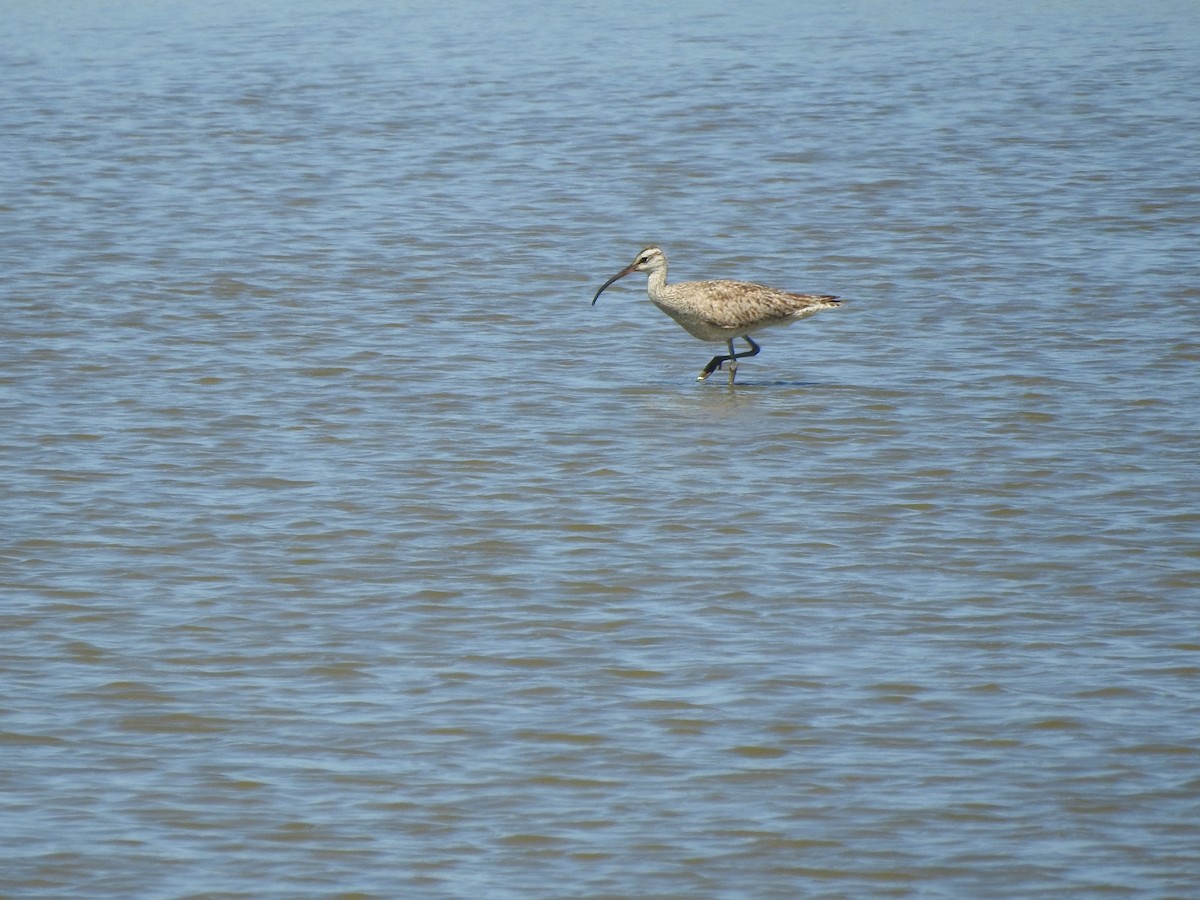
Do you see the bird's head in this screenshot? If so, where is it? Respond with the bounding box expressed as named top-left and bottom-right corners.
top-left (591, 247), bottom-right (666, 305)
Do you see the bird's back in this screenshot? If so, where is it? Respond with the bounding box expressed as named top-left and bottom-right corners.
top-left (655, 278), bottom-right (839, 338)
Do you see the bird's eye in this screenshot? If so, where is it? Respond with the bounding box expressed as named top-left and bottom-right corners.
top-left (638, 256), bottom-right (649, 264)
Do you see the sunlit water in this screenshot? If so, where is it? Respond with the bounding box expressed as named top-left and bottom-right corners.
top-left (3, 1), bottom-right (1199, 895)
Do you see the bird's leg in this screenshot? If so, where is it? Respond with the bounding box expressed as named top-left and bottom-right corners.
top-left (697, 352), bottom-right (728, 381)
top-left (729, 336), bottom-right (761, 384)
top-left (698, 337), bottom-right (760, 384)
top-left (737, 336), bottom-right (762, 360)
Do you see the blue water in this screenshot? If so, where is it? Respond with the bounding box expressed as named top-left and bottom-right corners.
top-left (3, 1), bottom-right (1199, 895)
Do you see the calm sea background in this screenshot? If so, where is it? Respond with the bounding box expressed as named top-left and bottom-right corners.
top-left (3, 0), bottom-right (1199, 896)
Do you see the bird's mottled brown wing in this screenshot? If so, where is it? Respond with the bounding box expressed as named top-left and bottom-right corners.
top-left (678, 280), bottom-right (836, 328)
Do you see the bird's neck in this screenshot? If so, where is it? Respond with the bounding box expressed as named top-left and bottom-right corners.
top-left (645, 267), bottom-right (668, 299)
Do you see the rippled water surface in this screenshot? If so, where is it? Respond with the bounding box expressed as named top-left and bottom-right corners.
top-left (3, 1), bottom-right (1199, 895)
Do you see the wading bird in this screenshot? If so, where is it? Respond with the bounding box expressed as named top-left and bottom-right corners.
top-left (592, 246), bottom-right (841, 385)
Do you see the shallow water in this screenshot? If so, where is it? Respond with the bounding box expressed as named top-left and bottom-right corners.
top-left (3, 0), bottom-right (1199, 895)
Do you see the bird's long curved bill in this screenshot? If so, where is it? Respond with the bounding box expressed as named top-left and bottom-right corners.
top-left (591, 264), bottom-right (637, 305)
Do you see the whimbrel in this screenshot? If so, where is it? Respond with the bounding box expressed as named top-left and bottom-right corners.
top-left (591, 246), bottom-right (841, 385)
